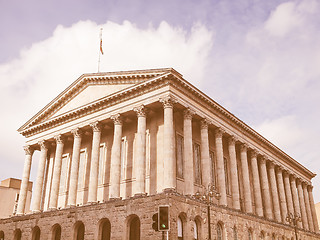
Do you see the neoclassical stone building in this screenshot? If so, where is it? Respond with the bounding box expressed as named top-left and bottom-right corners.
top-left (0, 68), bottom-right (319, 239)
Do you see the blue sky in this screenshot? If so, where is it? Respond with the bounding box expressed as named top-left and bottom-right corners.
top-left (1, 0), bottom-right (320, 202)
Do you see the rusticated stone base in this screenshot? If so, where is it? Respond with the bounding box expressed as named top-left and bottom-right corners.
top-left (0, 191), bottom-right (319, 240)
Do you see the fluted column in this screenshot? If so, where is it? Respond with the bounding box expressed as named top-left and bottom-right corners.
top-left (290, 175), bottom-right (302, 228)
top-left (16, 146), bottom-right (34, 215)
top-left (215, 128), bottom-right (227, 206)
top-left (283, 171), bottom-right (295, 217)
top-left (308, 185), bottom-right (319, 232)
top-left (297, 179), bottom-right (308, 230)
top-left (228, 136), bottom-right (240, 210)
top-left (160, 96), bottom-right (176, 190)
top-left (200, 119), bottom-right (211, 191)
top-left (109, 114), bottom-right (123, 199)
top-left (183, 108), bottom-right (194, 195)
top-left (32, 140), bottom-right (49, 212)
top-left (303, 182), bottom-right (314, 232)
top-left (259, 157), bottom-right (273, 219)
top-left (49, 135), bottom-right (65, 209)
top-left (268, 161), bottom-right (281, 222)
top-left (276, 166), bottom-right (287, 223)
top-left (134, 105), bottom-right (147, 195)
top-left (88, 121), bottom-right (102, 203)
top-left (68, 128), bottom-right (82, 206)
top-left (250, 150), bottom-right (263, 217)
top-left (240, 144), bottom-right (252, 213)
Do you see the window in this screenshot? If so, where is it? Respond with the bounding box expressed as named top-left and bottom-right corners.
top-left (176, 134), bottom-right (184, 178)
top-left (193, 143), bottom-right (201, 184)
top-left (120, 137), bottom-right (128, 181)
top-left (99, 219), bottom-right (111, 240)
top-left (74, 222), bottom-right (85, 240)
top-left (59, 154), bottom-right (70, 193)
top-left (0, 231), bottom-right (4, 240)
top-left (233, 226), bottom-right (238, 240)
top-left (224, 157), bottom-right (230, 195)
top-left (77, 149), bottom-right (87, 190)
top-left (217, 223), bottom-right (223, 240)
top-left (98, 144), bottom-right (106, 185)
top-left (209, 151), bottom-right (216, 188)
top-left (52, 224), bottom-right (61, 240)
top-left (178, 216), bottom-right (183, 240)
top-left (32, 226), bottom-right (40, 240)
top-left (129, 216), bottom-right (140, 240)
top-left (260, 231), bottom-right (265, 240)
top-left (248, 229), bottom-right (253, 240)
top-left (13, 229), bottom-right (21, 240)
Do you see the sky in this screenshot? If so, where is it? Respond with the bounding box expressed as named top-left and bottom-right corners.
top-left (0, 0), bottom-right (320, 203)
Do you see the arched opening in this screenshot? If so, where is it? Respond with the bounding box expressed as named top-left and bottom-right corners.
top-left (178, 213), bottom-right (187, 240)
top-left (233, 226), bottom-right (238, 240)
top-left (13, 229), bottom-right (21, 240)
top-left (74, 221), bottom-right (85, 240)
top-left (216, 222), bottom-right (224, 240)
top-left (52, 224), bottom-right (62, 240)
top-left (248, 228), bottom-right (253, 240)
top-left (193, 216), bottom-right (201, 240)
top-left (0, 231), bottom-right (4, 240)
top-left (32, 226), bottom-right (40, 240)
top-left (98, 218), bottom-right (111, 240)
top-left (128, 215), bottom-right (140, 240)
top-left (260, 231), bottom-right (265, 240)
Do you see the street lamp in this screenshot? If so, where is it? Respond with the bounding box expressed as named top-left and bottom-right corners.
top-left (286, 212), bottom-right (301, 240)
top-left (194, 183), bottom-right (221, 240)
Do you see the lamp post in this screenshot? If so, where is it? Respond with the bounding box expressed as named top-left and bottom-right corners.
top-left (194, 183), bottom-right (220, 240)
top-left (286, 212), bottom-right (301, 240)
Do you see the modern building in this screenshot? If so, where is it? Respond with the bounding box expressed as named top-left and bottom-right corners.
top-left (0, 68), bottom-right (319, 239)
top-left (0, 178), bottom-right (32, 219)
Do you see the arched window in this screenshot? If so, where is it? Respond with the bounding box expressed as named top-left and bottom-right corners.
top-left (98, 218), bottom-right (111, 240)
top-left (217, 222), bottom-right (223, 240)
top-left (260, 231), bottom-right (265, 240)
top-left (128, 215), bottom-right (140, 240)
top-left (178, 213), bottom-right (187, 240)
top-left (13, 229), bottom-right (21, 240)
top-left (272, 234), bottom-right (276, 240)
top-left (248, 228), bottom-right (253, 240)
top-left (32, 226), bottom-right (40, 240)
top-left (52, 224), bottom-right (61, 240)
top-left (74, 221), bottom-right (85, 240)
top-left (233, 226), bottom-right (238, 240)
top-left (193, 221), bottom-right (198, 240)
top-left (0, 231), bottom-right (4, 240)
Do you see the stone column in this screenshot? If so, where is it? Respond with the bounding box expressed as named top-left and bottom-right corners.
top-left (88, 121), bottom-right (102, 203)
top-left (303, 182), bottom-right (314, 232)
top-left (215, 128), bottom-right (227, 206)
top-left (275, 166), bottom-right (287, 223)
top-left (134, 105), bottom-right (147, 195)
top-left (183, 108), bottom-right (194, 195)
top-left (308, 185), bottom-right (319, 232)
top-left (16, 146), bottom-right (34, 215)
top-left (200, 119), bottom-right (211, 191)
top-left (49, 135), bottom-right (65, 209)
top-left (283, 171), bottom-right (295, 217)
top-left (250, 150), bottom-right (263, 217)
top-left (228, 136), bottom-right (240, 210)
top-left (160, 96), bottom-right (176, 191)
top-left (32, 140), bottom-right (49, 212)
top-left (68, 128), bottom-right (82, 206)
top-left (240, 144), bottom-right (252, 213)
top-left (109, 114), bottom-right (123, 199)
top-left (297, 179), bottom-right (308, 230)
top-left (268, 161), bottom-right (281, 222)
top-left (290, 175), bottom-right (302, 228)
top-left (259, 157), bottom-right (273, 219)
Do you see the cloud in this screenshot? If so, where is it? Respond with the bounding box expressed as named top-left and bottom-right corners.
top-left (0, 20), bottom-right (213, 182)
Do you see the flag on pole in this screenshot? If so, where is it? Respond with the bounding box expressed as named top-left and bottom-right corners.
top-left (100, 28), bottom-right (104, 55)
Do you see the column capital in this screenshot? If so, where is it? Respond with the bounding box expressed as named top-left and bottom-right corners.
top-left (275, 165), bottom-right (284, 173)
top-left (111, 113), bottom-right (123, 125)
top-left (214, 127), bottom-right (225, 138)
top-left (159, 95), bottom-right (177, 109)
top-left (90, 121), bottom-right (102, 132)
top-left (240, 143), bottom-right (249, 152)
top-left (23, 145), bottom-right (34, 156)
top-left (71, 128), bottom-right (82, 138)
top-left (228, 135), bottom-right (237, 145)
top-left (268, 160), bottom-right (276, 168)
top-left (260, 156), bottom-right (267, 164)
top-left (38, 140), bottom-right (49, 151)
top-left (183, 107), bottom-right (194, 120)
top-left (54, 134), bottom-right (65, 144)
top-left (200, 118), bottom-right (210, 129)
top-left (250, 149), bottom-right (259, 158)
top-left (134, 105), bottom-right (148, 117)
top-left (307, 185), bottom-right (314, 191)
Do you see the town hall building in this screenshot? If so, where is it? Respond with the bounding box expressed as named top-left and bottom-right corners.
top-left (0, 68), bottom-right (319, 239)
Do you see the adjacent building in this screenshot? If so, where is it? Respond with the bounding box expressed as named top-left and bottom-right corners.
top-left (0, 68), bottom-right (319, 239)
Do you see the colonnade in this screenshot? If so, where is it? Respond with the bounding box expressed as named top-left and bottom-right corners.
top-left (16, 96), bottom-right (319, 233)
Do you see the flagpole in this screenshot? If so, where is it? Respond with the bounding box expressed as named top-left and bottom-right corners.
top-left (98, 27), bottom-right (103, 73)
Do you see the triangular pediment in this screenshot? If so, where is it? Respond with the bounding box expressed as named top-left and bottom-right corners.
top-left (19, 68), bottom-right (177, 133)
